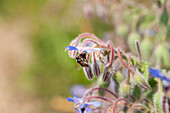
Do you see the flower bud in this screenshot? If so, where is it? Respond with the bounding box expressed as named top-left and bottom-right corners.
top-left (143, 62), bottom-right (149, 81)
top-left (83, 65), bottom-right (94, 80)
top-left (83, 2), bottom-right (94, 19)
top-left (96, 4), bottom-right (108, 22)
top-left (102, 65), bottom-right (114, 82)
top-left (116, 25), bottom-right (128, 38)
top-left (153, 44), bottom-right (170, 68)
top-left (92, 52), bottom-right (100, 77)
top-left (141, 38), bottom-right (152, 60)
top-left (153, 92), bottom-right (164, 113)
top-left (153, 79), bottom-right (164, 113)
top-left (115, 71), bottom-right (124, 83)
top-left (92, 62), bottom-right (101, 77)
top-left (119, 82), bottom-right (133, 97)
top-left (130, 70), bottom-right (150, 89)
top-left (128, 33), bottom-right (141, 53)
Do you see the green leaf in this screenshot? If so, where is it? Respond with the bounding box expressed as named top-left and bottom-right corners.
top-left (149, 77), bottom-right (157, 89)
top-left (132, 86), bottom-right (141, 101)
top-left (166, 25), bottom-right (170, 39)
top-left (160, 12), bottom-right (169, 25)
top-left (99, 81), bottom-right (110, 96)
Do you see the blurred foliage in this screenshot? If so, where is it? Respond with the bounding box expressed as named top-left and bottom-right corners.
top-left (0, 0), bottom-right (94, 99)
top-left (0, 0), bottom-right (169, 112)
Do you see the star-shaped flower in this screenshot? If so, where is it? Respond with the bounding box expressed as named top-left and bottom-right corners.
top-left (65, 46), bottom-right (104, 53)
top-left (67, 93), bottom-right (101, 113)
top-left (149, 68), bottom-right (170, 83)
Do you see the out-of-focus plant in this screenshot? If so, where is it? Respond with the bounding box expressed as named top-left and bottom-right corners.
top-left (65, 33), bottom-right (169, 113)
top-left (65, 0), bottom-right (170, 112)
top-left (82, 0), bottom-right (170, 69)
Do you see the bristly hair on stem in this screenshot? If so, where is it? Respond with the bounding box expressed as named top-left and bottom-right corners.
top-left (82, 38), bottom-right (108, 48)
top-left (135, 40), bottom-right (142, 63)
top-left (126, 55), bottom-right (131, 85)
top-left (108, 41), bottom-right (114, 66)
top-left (85, 87), bottom-right (118, 98)
top-left (83, 96), bottom-right (114, 104)
top-left (112, 98), bottom-right (132, 113)
top-left (76, 33), bottom-right (103, 43)
top-left (127, 104), bottom-right (150, 113)
top-left (117, 48), bottom-right (135, 75)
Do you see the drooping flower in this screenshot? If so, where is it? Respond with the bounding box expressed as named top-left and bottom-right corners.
top-left (83, 65), bottom-right (94, 80)
top-left (102, 64), bottom-right (114, 82)
top-left (67, 93), bottom-right (101, 113)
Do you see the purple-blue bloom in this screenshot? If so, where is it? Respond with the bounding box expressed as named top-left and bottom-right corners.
top-left (149, 68), bottom-right (170, 83)
top-left (65, 46), bottom-right (104, 53)
top-left (71, 84), bottom-right (86, 97)
top-left (67, 93), bottom-right (101, 113)
top-left (65, 46), bottom-right (78, 51)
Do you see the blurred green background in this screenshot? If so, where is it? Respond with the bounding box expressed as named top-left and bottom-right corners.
top-left (0, 0), bottom-right (105, 113)
top-left (0, 0), bottom-right (169, 113)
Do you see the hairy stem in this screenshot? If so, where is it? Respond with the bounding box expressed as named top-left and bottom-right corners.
top-left (113, 98), bottom-right (132, 113)
top-left (127, 104), bottom-right (150, 113)
top-left (82, 39), bottom-right (108, 48)
top-left (117, 48), bottom-right (135, 75)
top-left (108, 41), bottom-right (114, 66)
top-left (83, 96), bottom-right (114, 104)
top-left (126, 55), bottom-right (131, 84)
top-left (85, 87), bottom-right (118, 98)
top-left (135, 40), bottom-right (142, 63)
top-left (76, 33), bottom-right (103, 43)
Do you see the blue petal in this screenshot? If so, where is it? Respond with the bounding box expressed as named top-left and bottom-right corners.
top-left (73, 92), bottom-right (83, 101)
top-left (74, 108), bottom-right (82, 113)
top-left (82, 48), bottom-right (103, 53)
top-left (79, 104), bottom-right (84, 109)
top-left (83, 103), bottom-right (89, 107)
top-left (86, 107), bottom-right (92, 112)
top-left (65, 46), bottom-right (78, 51)
top-left (91, 102), bottom-right (102, 107)
top-left (149, 68), bottom-right (170, 83)
top-left (67, 97), bottom-right (75, 103)
top-left (149, 68), bottom-right (161, 78)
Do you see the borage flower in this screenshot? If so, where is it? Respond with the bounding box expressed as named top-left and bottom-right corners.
top-left (67, 93), bottom-right (101, 113)
top-left (149, 68), bottom-right (170, 83)
top-left (65, 46), bottom-right (104, 53)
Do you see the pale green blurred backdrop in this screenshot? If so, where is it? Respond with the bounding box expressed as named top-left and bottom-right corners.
top-left (0, 0), bottom-right (114, 113)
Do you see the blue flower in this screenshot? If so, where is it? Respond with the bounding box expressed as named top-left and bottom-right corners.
top-left (149, 68), bottom-right (170, 83)
top-left (67, 93), bottom-right (101, 113)
top-left (65, 46), bottom-right (78, 51)
top-left (65, 46), bottom-right (104, 53)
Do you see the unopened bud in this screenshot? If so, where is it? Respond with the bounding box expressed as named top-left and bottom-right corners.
top-left (115, 71), bottom-right (124, 83)
top-left (116, 25), bottom-right (128, 38)
top-left (92, 62), bottom-right (101, 77)
top-left (96, 4), bottom-right (108, 22)
top-left (153, 92), bottom-right (164, 113)
top-left (154, 44), bottom-right (170, 68)
top-left (83, 65), bottom-right (94, 80)
top-left (131, 70), bottom-right (150, 89)
top-left (102, 65), bottom-right (114, 82)
top-left (83, 2), bottom-right (94, 19)
top-left (128, 33), bottom-right (141, 53)
top-left (119, 82), bottom-right (133, 97)
top-left (141, 38), bottom-right (152, 60)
